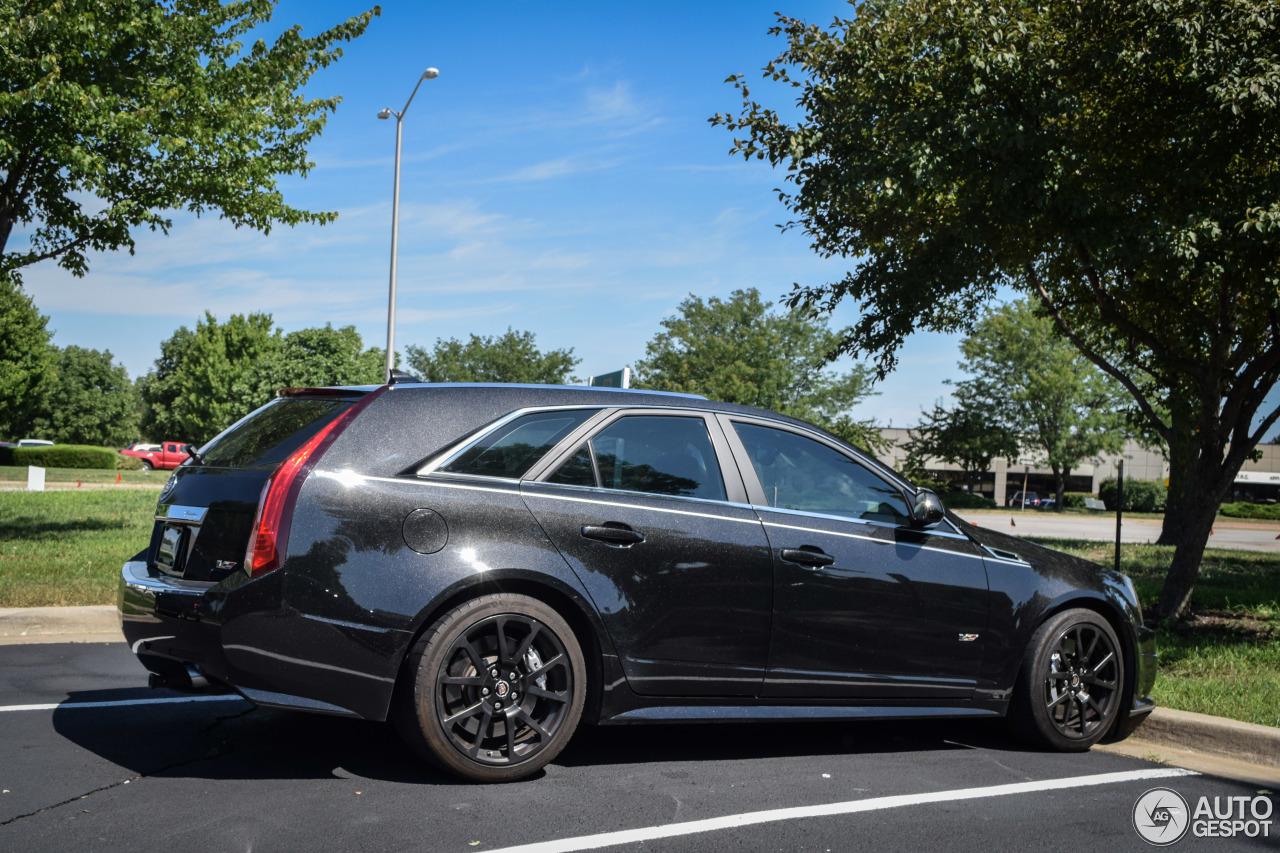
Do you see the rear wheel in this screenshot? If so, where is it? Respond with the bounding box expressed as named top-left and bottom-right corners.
top-left (395, 593), bottom-right (586, 782)
top-left (141, 460), bottom-right (153, 470)
top-left (1009, 608), bottom-right (1124, 751)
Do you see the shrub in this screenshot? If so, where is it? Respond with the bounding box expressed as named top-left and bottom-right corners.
top-left (1098, 477), bottom-right (1166, 512)
top-left (1063, 492), bottom-right (1092, 509)
top-left (1219, 502), bottom-right (1280, 521)
top-left (116, 453), bottom-right (146, 471)
top-left (938, 490), bottom-right (997, 509)
top-left (0, 445), bottom-right (117, 469)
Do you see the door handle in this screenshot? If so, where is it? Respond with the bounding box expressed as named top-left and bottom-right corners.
top-left (581, 524), bottom-right (645, 546)
top-left (780, 547), bottom-right (836, 568)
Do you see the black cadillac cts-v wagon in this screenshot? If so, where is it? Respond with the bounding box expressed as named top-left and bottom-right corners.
top-left (119, 382), bottom-right (1156, 782)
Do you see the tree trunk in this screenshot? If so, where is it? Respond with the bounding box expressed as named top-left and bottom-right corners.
top-left (1155, 488), bottom-right (1223, 621)
top-left (1158, 407), bottom-right (1197, 547)
top-left (1054, 466), bottom-right (1069, 512)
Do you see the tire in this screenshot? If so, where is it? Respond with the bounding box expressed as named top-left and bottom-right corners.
top-left (1009, 608), bottom-right (1125, 751)
top-left (141, 460), bottom-right (153, 471)
top-left (394, 593), bottom-right (586, 782)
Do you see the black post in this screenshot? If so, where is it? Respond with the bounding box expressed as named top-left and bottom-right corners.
top-left (1114, 459), bottom-right (1125, 574)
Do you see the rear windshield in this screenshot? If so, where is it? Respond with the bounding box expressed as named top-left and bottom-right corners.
top-left (199, 397), bottom-right (354, 469)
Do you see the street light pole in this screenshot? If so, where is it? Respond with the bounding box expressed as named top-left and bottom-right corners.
top-left (378, 67), bottom-right (439, 383)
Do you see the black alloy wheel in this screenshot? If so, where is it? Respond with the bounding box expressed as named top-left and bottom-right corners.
top-left (396, 593), bottom-right (586, 782)
top-left (1010, 608), bottom-right (1125, 751)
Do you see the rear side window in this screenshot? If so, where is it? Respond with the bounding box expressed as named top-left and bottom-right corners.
top-left (548, 415), bottom-right (727, 501)
top-left (440, 409), bottom-right (597, 480)
top-left (199, 397), bottom-right (354, 468)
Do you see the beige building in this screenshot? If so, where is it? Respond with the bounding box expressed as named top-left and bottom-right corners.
top-left (874, 428), bottom-right (1280, 506)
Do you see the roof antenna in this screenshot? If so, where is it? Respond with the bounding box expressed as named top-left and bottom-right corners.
top-left (387, 369), bottom-right (422, 386)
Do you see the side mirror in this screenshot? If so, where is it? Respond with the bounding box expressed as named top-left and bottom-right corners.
top-left (911, 488), bottom-right (945, 529)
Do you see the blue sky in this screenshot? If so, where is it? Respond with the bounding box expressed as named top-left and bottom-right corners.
top-left (21, 1), bottom-right (1272, 436)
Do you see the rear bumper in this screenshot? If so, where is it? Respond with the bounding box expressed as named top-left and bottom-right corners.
top-left (118, 559), bottom-right (226, 685)
top-left (118, 559), bottom-right (402, 719)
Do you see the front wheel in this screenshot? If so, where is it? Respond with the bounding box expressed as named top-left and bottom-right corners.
top-left (394, 593), bottom-right (586, 782)
top-left (1009, 608), bottom-right (1125, 751)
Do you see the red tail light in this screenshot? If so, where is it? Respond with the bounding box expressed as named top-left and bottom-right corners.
top-left (244, 388), bottom-right (385, 579)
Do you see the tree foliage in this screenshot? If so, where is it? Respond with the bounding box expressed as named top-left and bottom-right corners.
top-left (0, 275), bottom-right (54, 438)
top-left (713, 0), bottom-right (1280, 619)
top-left (905, 397), bottom-right (1019, 494)
top-left (0, 1), bottom-right (379, 280)
top-left (139, 314), bottom-right (382, 443)
top-left (632, 288), bottom-right (882, 451)
top-left (404, 329), bottom-right (580, 385)
top-left (30, 345), bottom-right (140, 446)
top-left (956, 300), bottom-right (1128, 507)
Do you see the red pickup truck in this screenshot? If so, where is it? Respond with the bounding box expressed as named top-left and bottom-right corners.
top-left (120, 442), bottom-right (191, 471)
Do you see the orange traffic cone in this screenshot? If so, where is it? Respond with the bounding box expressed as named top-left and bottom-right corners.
top-left (115, 472), bottom-right (122, 483)
top-left (76, 480), bottom-right (82, 488)
top-left (1010, 517), bottom-right (1016, 527)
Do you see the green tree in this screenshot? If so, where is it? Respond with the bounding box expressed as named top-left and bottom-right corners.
top-left (713, 0), bottom-right (1280, 619)
top-left (245, 324), bottom-right (383, 402)
top-left (405, 328), bottom-right (580, 385)
top-left (0, 275), bottom-right (54, 438)
top-left (905, 397), bottom-right (1019, 496)
top-left (0, 1), bottom-right (379, 281)
top-left (956, 301), bottom-right (1128, 508)
top-left (138, 325), bottom-right (197, 441)
top-left (632, 289), bottom-right (882, 451)
top-left (172, 312), bottom-right (279, 443)
top-left (29, 345), bottom-right (140, 446)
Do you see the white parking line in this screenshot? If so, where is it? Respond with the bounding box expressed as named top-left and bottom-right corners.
top-left (0, 695), bottom-right (248, 712)
top-left (486, 767), bottom-right (1198, 853)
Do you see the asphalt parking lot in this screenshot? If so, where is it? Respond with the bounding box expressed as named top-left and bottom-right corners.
top-left (957, 511), bottom-right (1280, 553)
top-left (2, 642), bottom-right (1274, 852)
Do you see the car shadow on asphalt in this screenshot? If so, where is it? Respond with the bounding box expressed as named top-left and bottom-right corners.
top-left (51, 688), bottom-right (1037, 785)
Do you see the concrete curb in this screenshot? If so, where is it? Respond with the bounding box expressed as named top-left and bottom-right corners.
top-left (1134, 706), bottom-right (1280, 769)
top-left (0, 605), bottom-right (119, 645)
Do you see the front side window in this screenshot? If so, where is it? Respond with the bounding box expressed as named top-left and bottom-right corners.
top-left (732, 422), bottom-right (911, 525)
top-left (440, 409), bottom-right (597, 480)
top-left (548, 415), bottom-right (726, 501)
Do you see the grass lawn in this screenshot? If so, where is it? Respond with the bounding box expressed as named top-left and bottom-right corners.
top-left (0, 464), bottom-right (170, 486)
top-left (1029, 537), bottom-right (1280, 729)
top-left (0, 489), bottom-right (159, 607)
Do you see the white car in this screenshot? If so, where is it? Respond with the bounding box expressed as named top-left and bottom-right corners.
top-left (16, 439), bottom-right (54, 447)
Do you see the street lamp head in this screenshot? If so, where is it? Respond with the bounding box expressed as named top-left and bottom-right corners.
top-left (377, 108), bottom-right (393, 120)
top-left (423, 67), bottom-right (439, 79)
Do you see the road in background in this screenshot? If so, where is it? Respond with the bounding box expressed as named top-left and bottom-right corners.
top-left (956, 511), bottom-right (1280, 553)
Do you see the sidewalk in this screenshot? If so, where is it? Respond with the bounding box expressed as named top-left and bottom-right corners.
top-left (2, 604), bottom-right (1277, 785)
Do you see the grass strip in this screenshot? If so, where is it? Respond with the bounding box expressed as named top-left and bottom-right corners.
top-left (0, 489), bottom-right (159, 608)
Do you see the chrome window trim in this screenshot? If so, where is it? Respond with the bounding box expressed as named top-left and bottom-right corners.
top-left (521, 486), bottom-right (762, 525)
top-left (415, 405), bottom-right (606, 478)
top-left (751, 503), bottom-right (971, 540)
top-left (761, 520), bottom-right (987, 562)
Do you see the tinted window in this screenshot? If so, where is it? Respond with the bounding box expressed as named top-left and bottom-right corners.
top-left (733, 422), bottom-right (911, 525)
top-left (200, 397), bottom-right (353, 469)
top-left (586, 415), bottom-right (726, 501)
top-left (441, 409), bottom-right (596, 480)
top-left (547, 444), bottom-right (597, 487)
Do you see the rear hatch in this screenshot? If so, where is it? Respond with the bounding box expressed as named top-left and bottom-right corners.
top-left (150, 390), bottom-right (369, 584)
